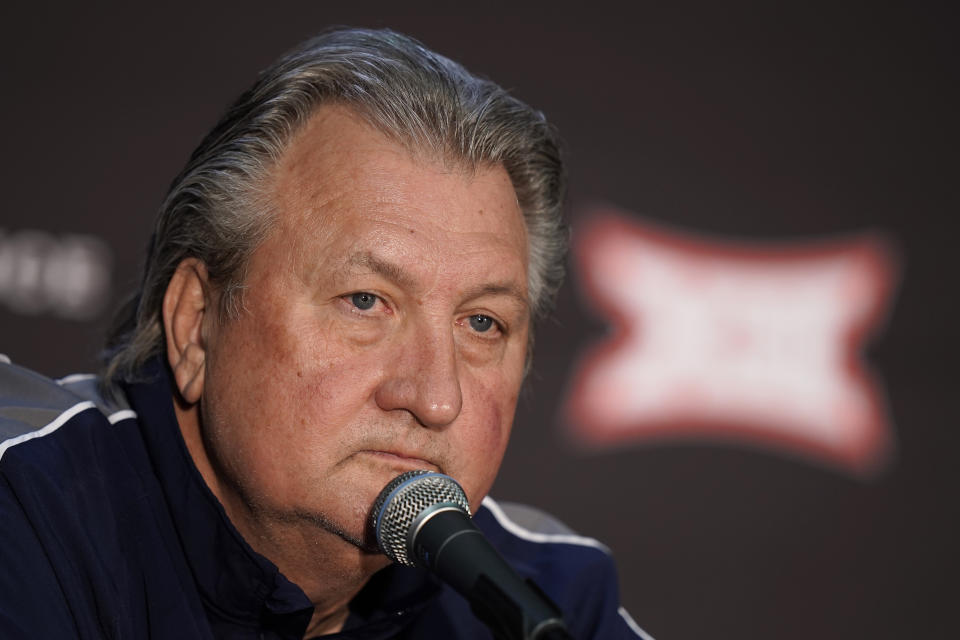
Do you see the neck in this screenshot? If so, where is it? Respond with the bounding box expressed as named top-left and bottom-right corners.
top-left (224, 502), bottom-right (388, 636)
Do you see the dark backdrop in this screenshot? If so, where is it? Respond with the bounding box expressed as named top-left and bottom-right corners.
top-left (1, 2), bottom-right (956, 638)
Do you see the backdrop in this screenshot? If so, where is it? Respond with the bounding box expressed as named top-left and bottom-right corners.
top-left (1, 3), bottom-right (956, 638)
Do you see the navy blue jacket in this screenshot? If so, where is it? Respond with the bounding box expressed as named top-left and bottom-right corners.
top-left (0, 358), bottom-right (649, 639)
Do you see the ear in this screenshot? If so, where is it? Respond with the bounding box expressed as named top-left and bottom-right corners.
top-left (163, 258), bottom-right (211, 405)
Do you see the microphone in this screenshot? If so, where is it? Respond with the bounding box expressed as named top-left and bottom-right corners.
top-left (370, 470), bottom-right (574, 640)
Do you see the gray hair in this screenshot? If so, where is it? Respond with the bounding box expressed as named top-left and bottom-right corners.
top-left (102, 27), bottom-right (566, 386)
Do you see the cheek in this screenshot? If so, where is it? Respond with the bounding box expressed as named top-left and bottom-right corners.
top-left (457, 382), bottom-right (518, 507)
top-left (201, 314), bottom-right (336, 468)
top-left (243, 309), bottom-right (370, 410)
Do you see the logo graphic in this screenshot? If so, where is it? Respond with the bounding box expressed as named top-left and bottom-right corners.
top-left (566, 209), bottom-right (898, 476)
top-left (0, 228), bottom-right (112, 320)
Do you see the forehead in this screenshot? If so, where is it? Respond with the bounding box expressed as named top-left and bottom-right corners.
top-left (263, 105), bottom-right (529, 291)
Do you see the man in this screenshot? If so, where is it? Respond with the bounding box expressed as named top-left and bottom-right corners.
top-left (0, 28), bottom-right (646, 638)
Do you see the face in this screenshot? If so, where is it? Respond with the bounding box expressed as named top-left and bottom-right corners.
top-left (197, 107), bottom-right (530, 551)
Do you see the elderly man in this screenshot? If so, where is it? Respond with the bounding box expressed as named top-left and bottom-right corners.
top-left (0, 28), bottom-right (644, 639)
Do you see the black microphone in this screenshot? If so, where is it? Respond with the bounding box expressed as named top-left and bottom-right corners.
top-left (370, 470), bottom-right (574, 640)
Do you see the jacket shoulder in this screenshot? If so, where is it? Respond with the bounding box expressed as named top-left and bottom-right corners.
top-left (0, 356), bottom-right (130, 449)
top-left (477, 496), bottom-right (611, 555)
top-left (476, 497), bottom-right (653, 639)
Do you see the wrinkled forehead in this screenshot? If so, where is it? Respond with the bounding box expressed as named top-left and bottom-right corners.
top-left (266, 105), bottom-right (523, 232)
top-left (277, 103), bottom-right (508, 190)
top-left (258, 105), bottom-right (528, 278)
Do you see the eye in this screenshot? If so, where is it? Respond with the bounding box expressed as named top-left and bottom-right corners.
top-left (468, 314), bottom-right (497, 333)
top-left (350, 292), bottom-right (378, 311)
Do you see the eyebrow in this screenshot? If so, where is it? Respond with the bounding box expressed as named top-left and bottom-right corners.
top-left (346, 252), bottom-right (416, 289)
top-left (345, 251), bottom-right (530, 313)
top-left (462, 283), bottom-right (530, 315)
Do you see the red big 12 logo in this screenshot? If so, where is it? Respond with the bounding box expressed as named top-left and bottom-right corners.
top-left (566, 208), bottom-right (899, 476)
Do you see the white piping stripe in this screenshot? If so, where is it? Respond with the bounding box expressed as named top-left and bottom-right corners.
top-left (481, 496), bottom-right (610, 553)
top-left (619, 606), bottom-right (655, 639)
top-left (0, 401), bottom-right (96, 462)
top-left (107, 409), bottom-right (137, 425)
top-left (57, 373), bottom-right (96, 385)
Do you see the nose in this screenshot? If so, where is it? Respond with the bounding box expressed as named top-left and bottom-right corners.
top-left (375, 323), bottom-right (463, 429)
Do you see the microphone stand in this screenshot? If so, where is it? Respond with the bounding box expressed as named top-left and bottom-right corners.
top-left (371, 471), bottom-right (578, 640)
top-left (420, 510), bottom-right (576, 640)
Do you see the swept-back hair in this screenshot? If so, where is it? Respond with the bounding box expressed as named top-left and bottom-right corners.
top-left (102, 27), bottom-right (566, 386)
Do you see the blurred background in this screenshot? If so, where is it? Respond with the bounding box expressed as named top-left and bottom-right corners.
top-left (1, 2), bottom-right (956, 638)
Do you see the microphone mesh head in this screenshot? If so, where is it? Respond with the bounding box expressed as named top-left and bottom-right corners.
top-left (371, 470), bottom-right (471, 566)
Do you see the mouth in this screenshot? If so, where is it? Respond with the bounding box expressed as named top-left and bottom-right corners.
top-left (356, 449), bottom-right (441, 474)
